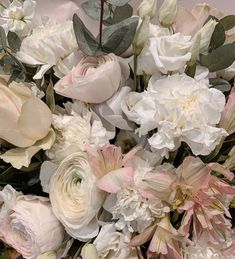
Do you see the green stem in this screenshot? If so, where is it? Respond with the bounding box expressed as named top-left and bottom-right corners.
top-left (99, 0), bottom-right (105, 47)
top-left (134, 53), bottom-right (140, 92)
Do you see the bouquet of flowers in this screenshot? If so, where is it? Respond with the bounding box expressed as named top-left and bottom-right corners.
top-left (0, 0), bottom-right (235, 258)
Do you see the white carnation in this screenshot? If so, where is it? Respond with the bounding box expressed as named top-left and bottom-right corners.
top-left (0, 0), bottom-right (35, 37)
top-left (16, 20), bottom-right (78, 79)
top-left (47, 102), bottom-right (111, 163)
top-left (122, 74), bottom-right (228, 157)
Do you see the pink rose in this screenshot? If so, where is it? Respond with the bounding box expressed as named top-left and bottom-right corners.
top-left (0, 194), bottom-right (65, 259)
top-left (54, 54), bottom-right (129, 104)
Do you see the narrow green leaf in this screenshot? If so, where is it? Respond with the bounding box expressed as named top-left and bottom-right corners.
top-left (101, 16), bottom-right (139, 55)
top-left (46, 80), bottom-right (55, 112)
top-left (220, 15), bottom-right (235, 31)
top-left (7, 31), bottom-right (21, 52)
top-left (200, 43), bottom-right (235, 72)
top-left (73, 14), bottom-right (103, 56)
top-left (112, 4), bottom-right (133, 24)
top-left (0, 26), bottom-right (7, 49)
top-left (209, 22), bottom-right (225, 51)
top-left (107, 0), bottom-right (129, 6)
top-left (81, 0), bottom-right (110, 21)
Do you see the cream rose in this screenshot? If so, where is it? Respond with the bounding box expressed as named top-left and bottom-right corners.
top-left (54, 54), bottom-right (130, 104)
top-left (16, 20), bottom-right (79, 79)
top-left (0, 78), bottom-right (53, 168)
top-left (137, 33), bottom-right (192, 75)
top-left (49, 152), bottom-right (105, 241)
top-left (0, 193), bottom-right (65, 259)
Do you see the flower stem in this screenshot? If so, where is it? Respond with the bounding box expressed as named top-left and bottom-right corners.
top-left (99, 0), bottom-right (105, 47)
top-left (134, 53), bottom-right (141, 92)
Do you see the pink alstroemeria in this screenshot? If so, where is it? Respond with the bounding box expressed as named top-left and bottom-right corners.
top-left (86, 144), bottom-right (142, 193)
top-left (219, 89), bottom-right (235, 135)
top-left (130, 216), bottom-right (192, 259)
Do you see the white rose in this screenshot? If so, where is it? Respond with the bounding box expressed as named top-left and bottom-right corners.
top-left (0, 0), bottom-right (36, 37)
top-left (49, 152), bottom-right (105, 241)
top-left (16, 20), bottom-right (78, 79)
top-left (122, 74), bottom-right (228, 157)
top-left (93, 224), bottom-right (131, 259)
top-left (137, 33), bottom-right (192, 75)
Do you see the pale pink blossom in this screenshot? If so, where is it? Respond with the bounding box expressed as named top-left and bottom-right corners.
top-left (54, 54), bottom-right (129, 104)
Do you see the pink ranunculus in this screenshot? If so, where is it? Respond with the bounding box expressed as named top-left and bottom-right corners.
top-left (0, 195), bottom-right (65, 259)
top-left (54, 54), bottom-right (130, 104)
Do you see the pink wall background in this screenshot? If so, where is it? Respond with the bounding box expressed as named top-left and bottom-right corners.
top-left (34, 0), bottom-right (235, 34)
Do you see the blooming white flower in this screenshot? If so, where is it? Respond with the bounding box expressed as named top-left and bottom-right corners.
top-left (93, 223), bottom-right (131, 259)
top-left (0, 0), bottom-right (36, 37)
top-left (137, 33), bottom-right (192, 75)
top-left (122, 74), bottom-right (228, 157)
top-left (16, 20), bottom-right (78, 79)
top-left (49, 152), bottom-right (105, 241)
top-left (47, 101), bottom-right (112, 162)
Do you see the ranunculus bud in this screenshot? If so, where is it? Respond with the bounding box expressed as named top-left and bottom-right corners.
top-left (133, 16), bottom-right (150, 56)
top-left (81, 244), bottom-right (99, 259)
top-left (159, 0), bottom-right (178, 28)
top-left (36, 251), bottom-right (57, 259)
top-left (137, 0), bottom-right (157, 20)
top-left (219, 90), bottom-right (235, 135)
top-left (197, 18), bottom-right (218, 53)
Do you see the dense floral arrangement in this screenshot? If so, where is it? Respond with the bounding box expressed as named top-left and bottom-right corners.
top-left (0, 0), bottom-right (235, 258)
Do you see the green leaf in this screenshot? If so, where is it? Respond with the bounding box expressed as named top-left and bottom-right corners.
top-left (8, 69), bottom-right (25, 84)
top-left (200, 43), bottom-right (235, 72)
top-left (185, 63), bottom-right (196, 78)
top-left (73, 14), bottom-right (103, 56)
top-left (220, 15), bottom-right (235, 31)
top-left (209, 78), bottom-right (231, 93)
top-left (0, 26), bottom-right (7, 49)
top-left (209, 22), bottom-right (225, 51)
top-left (81, 0), bottom-right (110, 21)
top-left (101, 16), bottom-right (139, 55)
top-left (107, 0), bottom-right (129, 6)
top-left (7, 31), bottom-right (21, 52)
top-left (112, 4), bottom-right (133, 24)
top-left (46, 80), bottom-right (55, 112)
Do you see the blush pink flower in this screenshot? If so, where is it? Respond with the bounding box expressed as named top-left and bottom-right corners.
top-left (54, 54), bottom-right (129, 104)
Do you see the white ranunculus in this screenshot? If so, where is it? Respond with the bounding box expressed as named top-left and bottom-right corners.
top-left (47, 101), bottom-right (112, 163)
top-left (122, 74), bottom-right (228, 157)
top-left (137, 33), bottom-right (192, 75)
top-left (49, 152), bottom-right (105, 241)
top-left (0, 0), bottom-right (35, 37)
top-left (93, 224), bottom-right (131, 259)
top-left (16, 20), bottom-right (78, 79)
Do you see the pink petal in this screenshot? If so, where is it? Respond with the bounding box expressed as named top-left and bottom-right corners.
top-left (208, 163), bottom-right (234, 181)
top-left (96, 167), bottom-right (134, 193)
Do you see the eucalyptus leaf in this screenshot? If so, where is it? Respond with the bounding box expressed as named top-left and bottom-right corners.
top-left (107, 0), bottom-right (129, 6)
top-left (185, 63), bottom-right (196, 78)
top-left (209, 78), bottom-right (231, 93)
top-left (81, 0), bottom-right (110, 21)
top-left (7, 31), bottom-right (21, 52)
top-left (101, 16), bottom-right (139, 55)
top-left (112, 4), bottom-right (133, 24)
top-left (220, 15), bottom-right (235, 31)
top-left (8, 69), bottom-right (25, 84)
top-left (73, 14), bottom-right (103, 56)
top-left (200, 43), bottom-right (235, 72)
top-left (46, 80), bottom-right (55, 112)
top-left (209, 22), bottom-right (225, 51)
top-left (0, 26), bottom-right (7, 49)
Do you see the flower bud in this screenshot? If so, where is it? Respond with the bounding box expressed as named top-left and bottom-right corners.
top-left (159, 0), bottom-right (178, 28)
top-left (188, 32), bottom-right (201, 65)
top-left (137, 0), bottom-right (157, 20)
top-left (133, 16), bottom-right (150, 56)
top-left (36, 251), bottom-right (57, 259)
top-left (81, 244), bottom-right (99, 259)
top-left (197, 19), bottom-right (218, 53)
